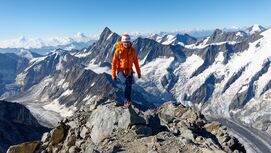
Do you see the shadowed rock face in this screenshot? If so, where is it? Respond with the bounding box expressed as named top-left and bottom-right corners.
top-left (133, 38), bottom-right (173, 62)
top-left (222, 66), bottom-right (247, 94)
top-left (184, 74), bottom-right (216, 104)
top-left (0, 53), bottom-right (29, 95)
top-left (0, 100), bottom-right (50, 153)
top-left (8, 101), bottom-right (246, 153)
top-left (206, 29), bottom-right (248, 44)
top-left (175, 34), bottom-right (197, 45)
top-left (19, 50), bottom-right (82, 91)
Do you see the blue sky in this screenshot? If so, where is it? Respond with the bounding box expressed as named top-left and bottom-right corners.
top-left (0, 0), bottom-right (270, 40)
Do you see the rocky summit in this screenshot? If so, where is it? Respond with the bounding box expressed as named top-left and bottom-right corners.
top-left (8, 101), bottom-right (245, 153)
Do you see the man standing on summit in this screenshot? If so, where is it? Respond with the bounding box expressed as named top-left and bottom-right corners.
top-left (111, 34), bottom-right (141, 108)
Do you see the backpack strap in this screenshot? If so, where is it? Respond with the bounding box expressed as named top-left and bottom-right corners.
top-left (117, 48), bottom-right (122, 60)
top-left (132, 48), bottom-right (135, 61)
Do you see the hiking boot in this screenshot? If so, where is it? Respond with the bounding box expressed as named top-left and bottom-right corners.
top-left (123, 101), bottom-right (132, 109)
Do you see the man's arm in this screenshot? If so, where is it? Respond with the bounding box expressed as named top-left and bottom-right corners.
top-left (133, 49), bottom-right (141, 78)
top-left (112, 50), bottom-right (119, 80)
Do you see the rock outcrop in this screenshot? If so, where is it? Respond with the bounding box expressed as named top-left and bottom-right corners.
top-left (8, 101), bottom-right (246, 153)
top-left (0, 100), bottom-right (50, 153)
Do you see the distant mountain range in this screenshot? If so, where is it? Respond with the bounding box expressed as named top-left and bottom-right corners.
top-left (0, 32), bottom-right (97, 55)
top-left (0, 24), bottom-right (266, 55)
top-left (0, 24), bottom-right (270, 142)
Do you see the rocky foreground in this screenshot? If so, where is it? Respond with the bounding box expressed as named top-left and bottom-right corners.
top-left (7, 102), bottom-right (246, 153)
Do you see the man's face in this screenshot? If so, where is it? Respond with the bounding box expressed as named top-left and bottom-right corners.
top-left (123, 41), bottom-right (130, 48)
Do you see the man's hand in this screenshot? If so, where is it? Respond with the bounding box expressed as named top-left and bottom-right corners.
top-left (138, 74), bottom-right (141, 79)
top-left (112, 76), bottom-right (116, 80)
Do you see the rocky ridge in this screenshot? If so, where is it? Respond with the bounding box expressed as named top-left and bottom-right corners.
top-left (8, 101), bottom-right (245, 153)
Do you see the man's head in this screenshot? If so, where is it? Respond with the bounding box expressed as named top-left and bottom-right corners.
top-left (121, 34), bottom-right (131, 48)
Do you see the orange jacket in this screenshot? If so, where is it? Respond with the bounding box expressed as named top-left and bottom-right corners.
top-left (112, 43), bottom-right (141, 79)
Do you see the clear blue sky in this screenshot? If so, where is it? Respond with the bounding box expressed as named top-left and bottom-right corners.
top-left (0, 0), bottom-right (270, 40)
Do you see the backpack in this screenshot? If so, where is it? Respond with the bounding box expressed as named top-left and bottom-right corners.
top-left (115, 41), bottom-right (135, 61)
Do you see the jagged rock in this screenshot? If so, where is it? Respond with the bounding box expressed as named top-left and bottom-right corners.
top-left (181, 108), bottom-right (199, 123)
top-left (41, 132), bottom-right (50, 143)
top-left (204, 121), bottom-right (221, 132)
top-left (67, 120), bottom-right (80, 129)
top-left (80, 140), bottom-right (97, 153)
top-left (64, 129), bottom-right (76, 148)
top-left (75, 140), bottom-right (85, 148)
top-left (69, 146), bottom-right (80, 153)
top-left (85, 103), bottom-right (146, 144)
top-left (10, 101), bottom-right (246, 153)
top-left (7, 141), bottom-right (40, 153)
top-left (50, 123), bottom-right (66, 145)
top-left (80, 126), bottom-right (90, 139)
top-left (181, 128), bottom-right (195, 140)
top-left (157, 102), bottom-right (191, 127)
top-left (131, 125), bottom-right (153, 137)
top-left (52, 144), bottom-right (62, 153)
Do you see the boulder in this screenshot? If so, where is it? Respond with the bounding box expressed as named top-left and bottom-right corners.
top-left (7, 141), bottom-right (40, 153)
top-left (85, 103), bottom-right (146, 144)
top-left (50, 124), bottom-right (66, 145)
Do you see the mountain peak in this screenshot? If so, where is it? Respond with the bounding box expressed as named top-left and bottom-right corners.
top-left (213, 29), bottom-right (223, 35)
top-left (102, 27), bottom-right (112, 35)
top-left (98, 27), bottom-right (114, 41)
top-left (247, 24), bottom-right (265, 34)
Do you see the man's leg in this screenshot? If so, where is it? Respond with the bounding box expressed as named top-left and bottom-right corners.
top-left (124, 74), bottom-right (133, 107)
top-left (124, 77), bottom-right (132, 102)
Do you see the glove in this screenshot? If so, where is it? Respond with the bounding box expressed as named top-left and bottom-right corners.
top-left (138, 74), bottom-right (141, 79)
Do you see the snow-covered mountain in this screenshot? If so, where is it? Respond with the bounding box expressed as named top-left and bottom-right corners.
top-left (0, 33), bottom-right (97, 55)
top-left (149, 25), bottom-right (266, 47)
top-left (246, 24), bottom-right (266, 35)
top-left (137, 28), bottom-right (271, 136)
top-left (1, 26), bottom-right (271, 139)
top-left (149, 33), bottom-right (197, 45)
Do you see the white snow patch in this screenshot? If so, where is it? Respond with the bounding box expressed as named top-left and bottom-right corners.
top-left (24, 56), bottom-right (47, 72)
top-left (74, 52), bottom-right (91, 58)
top-left (30, 56), bottom-right (47, 64)
top-left (107, 33), bottom-right (113, 40)
top-left (57, 79), bottom-right (65, 86)
top-left (236, 32), bottom-right (244, 37)
top-left (62, 82), bottom-right (69, 89)
top-left (61, 89), bottom-right (73, 96)
top-left (43, 99), bottom-right (76, 117)
top-left (185, 40), bottom-right (237, 49)
top-left (90, 82), bottom-right (95, 87)
top-left (161, 35), bottom-right (176, 45)
top-left (85, 62), bottom-right (111, 74)
top-left (83, 95), bottom-right (91, 102)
